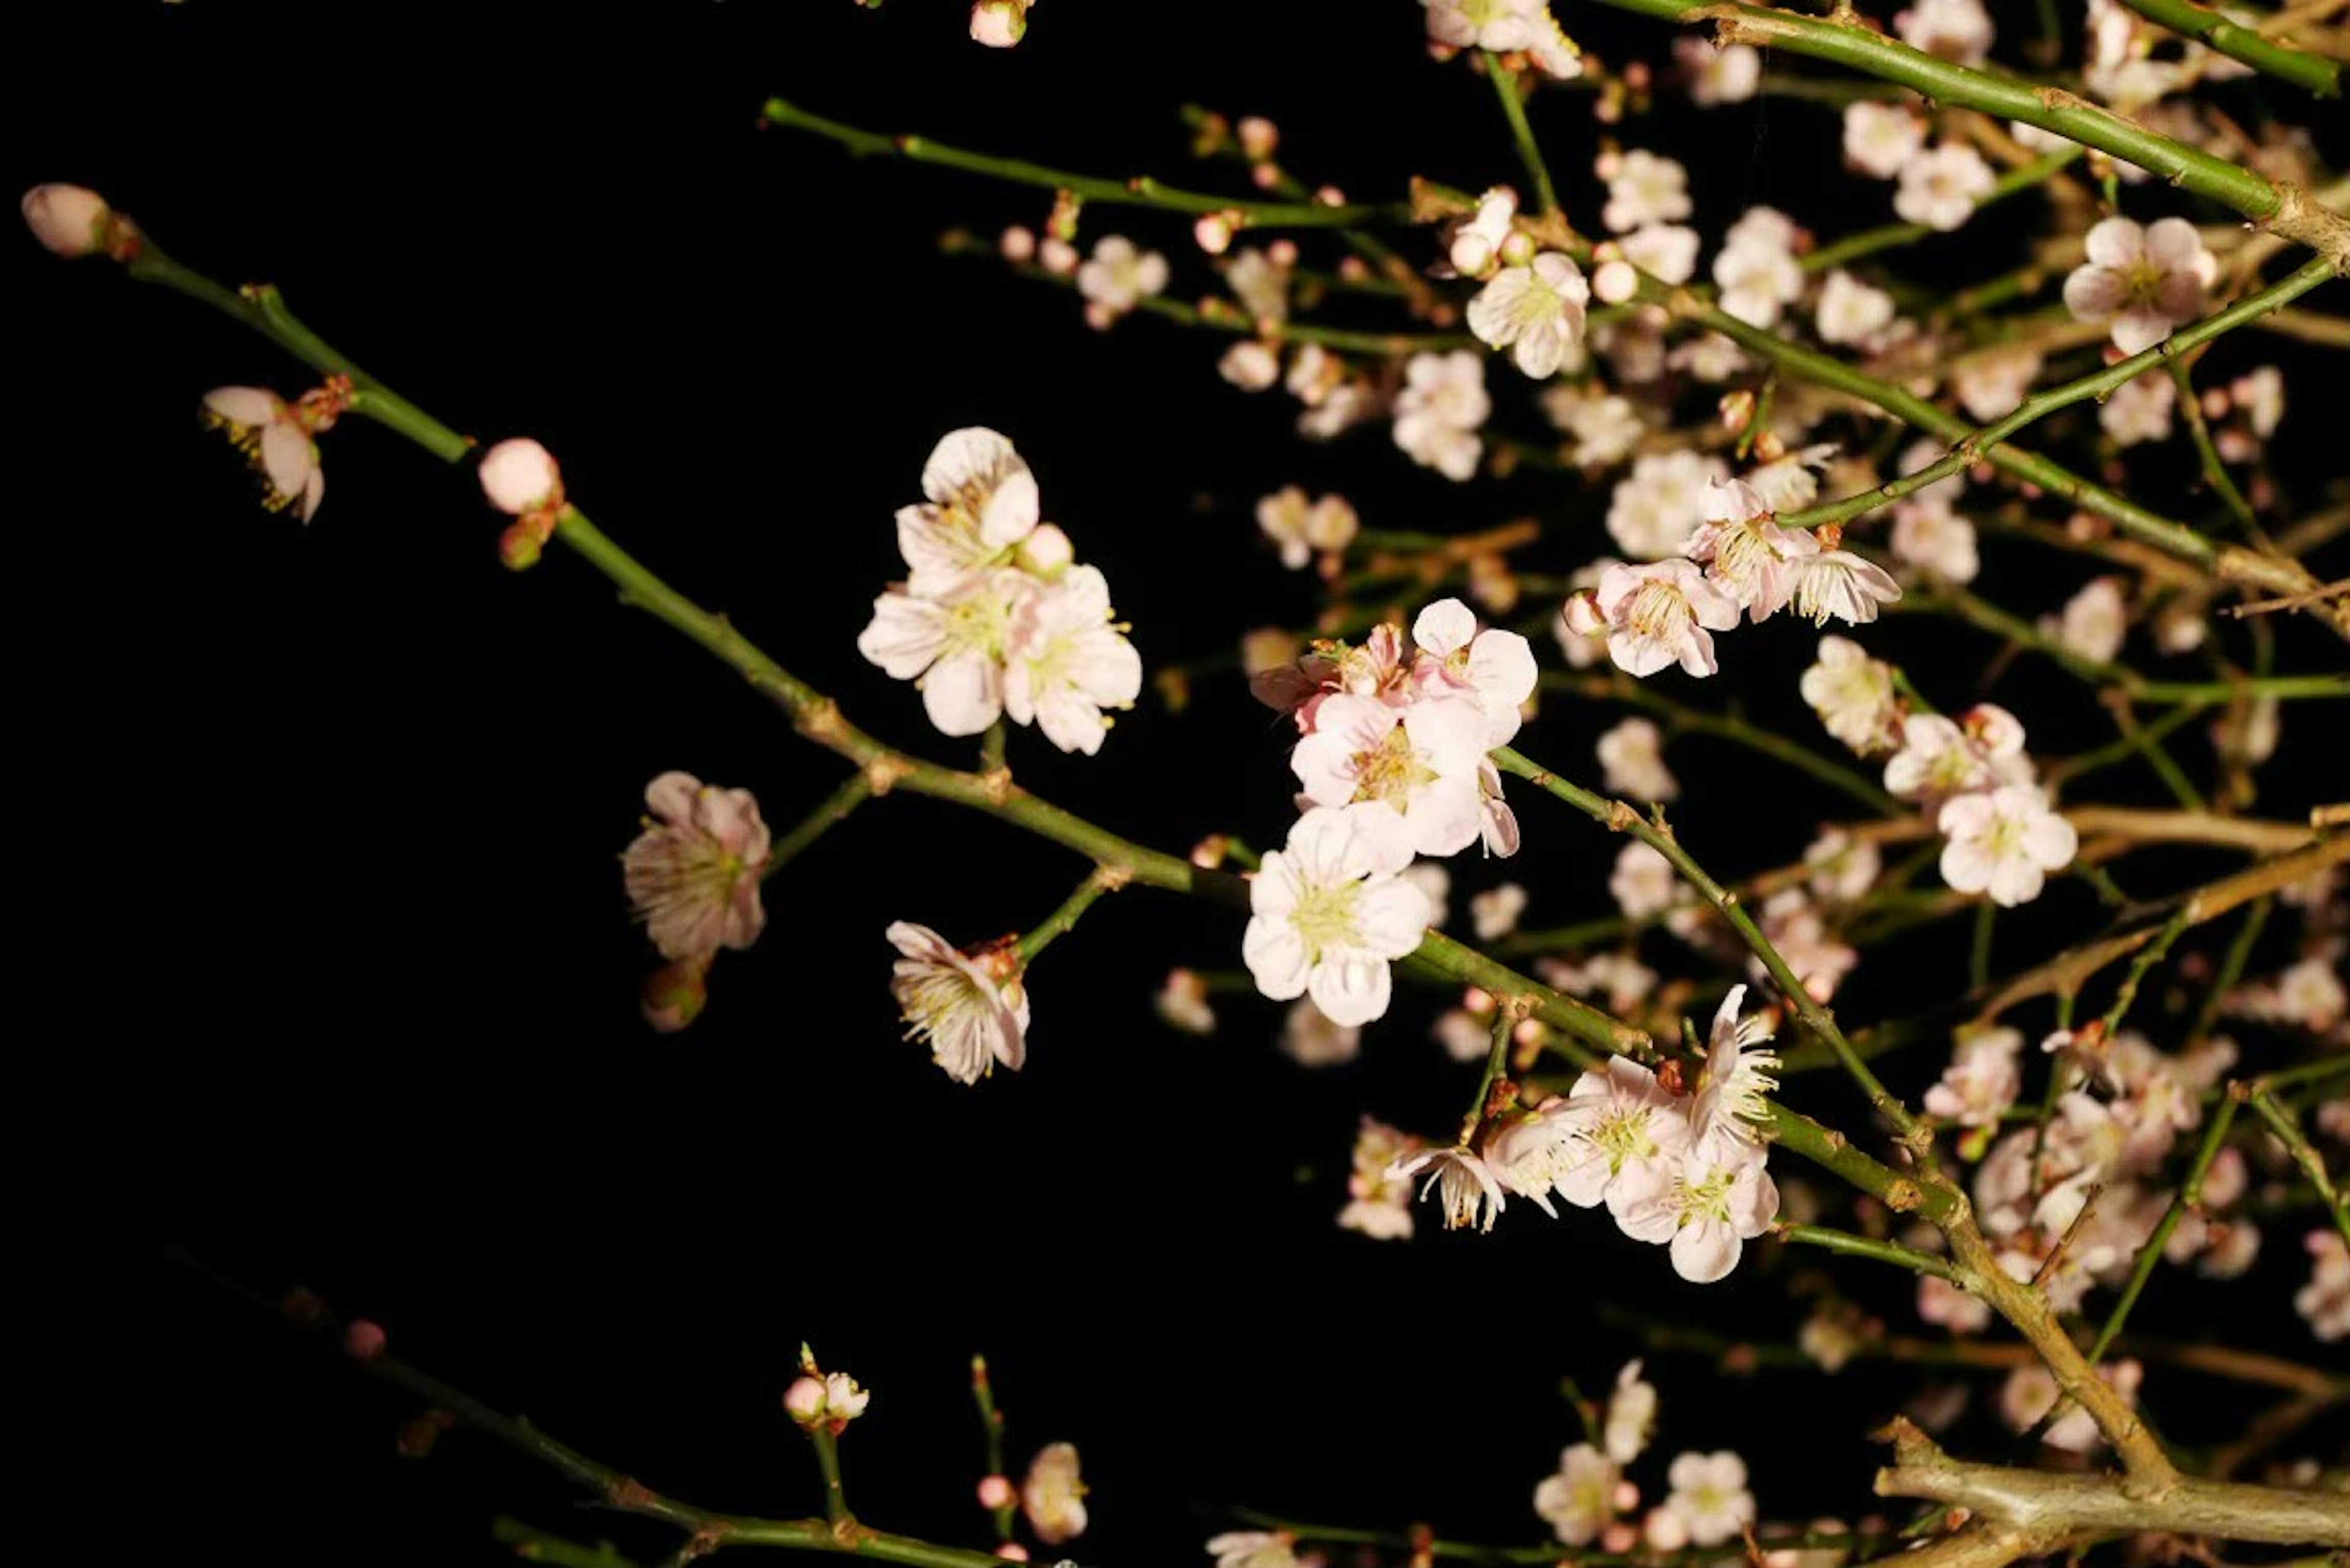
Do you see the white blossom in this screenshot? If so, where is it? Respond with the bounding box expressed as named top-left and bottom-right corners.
top-left (1952, 343), bottom-right (2042, 421)
top-left (1923, 1026), bottom-right (2023, 1127)
top-left (1841, 102), bottom-right (1924, 181)
top-left (1256, 485), bottom-right (1359, 569)
top-left (1815, 270), bottom-right (1895, 347)
top-left (887, 921), bottom-right (1029, 1085)
top-left (1665, 1450), bottom-right (1756, 1545)
top-left (1468, 251), bottom-right (1591, 379)
top-left (1609, 450), bottom-right (1727, 561)
top-left (1604, 1361), bottom-right (1658, 1463)
top-left (1291, 692), bottom-right (1488, 859)
top-left (2064, 217), bottom-right (2214, 356)
top-left (1800, 635), bottom-right (1901, 753)
top-left (1471, 883), bottom-right (1529, 941)
top-left (1597, 717), bottom-right (1679, 802)
top-left (1411, 597), bottom-right (1539, 748)
top-left (1340, 1117), bottom-right (1423, 1240)
top-left (1243, 805), bottom-right (1432, 1026)
top-left (1566, 559), bottom-right (1742, 679)
top-left (1534, 1444), bottom-right (1620, 1546)
top-left (1895, 142), bottom-right (1995, 231)
top-left (1891, 491), bottom-right (1980, 583)
top-left (1714, 207), bottom-right (1804, 329)
top-left (1895, 0), bottom-right (1994, 66)
top-left (1075, 234), bottom-right (1168, 324)
top-left (1602, 150), bottom-right (1692, 233)
top-left (1679, 37), bottom-right (1761, 103)
top-left (2100, 371), bottom-right (2174, 446)
top-left (2052, 577), bottom-right (2127, 665)
top-left (1392, 349), bottom-right (1490, 480)
top-left (2296, 1231), bottom-right (2349, 1340)
top-left (1939, 785), bottom-right (2078, 907)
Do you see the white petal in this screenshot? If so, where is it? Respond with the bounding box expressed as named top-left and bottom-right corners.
top-left (1242, 916), bottom-right (1310, 1000)
top-left (921, 648), bottom-right (1004, 736)
top-left (1671, 1218), bottom-right (1743, 1283)
top-left (1354, 879), bottom-right (1433, 958)
top-left (856, 592), bottom-right (946, 679)
top-left (203, 386), bottom-right (280, 425)
top-left (1308, 949), bottom-right (1394, 1026)
top-left (1412, 598), bottom-right (1477, 659)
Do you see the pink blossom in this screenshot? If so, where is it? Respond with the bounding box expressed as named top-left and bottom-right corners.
top-left (1565, 559), bottom-right (1740, 679)
top-left (2063, 217), bottom-right (2214, 356)
top-left (622, 771), bottom-right (770, 963)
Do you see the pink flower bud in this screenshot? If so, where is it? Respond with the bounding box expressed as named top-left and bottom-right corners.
top-left (1237, 116), bottom-right (1279, 160)
top-left (995, 1547), bottom-right (1028, 1562)
top-left (1039, 236), bottom-right (1078, 276)
top-left (1266, 239), bottom-right (1299, 268)
top-left (22, 184), bottom-right (112, 258)
top-left (977, 1474), bottom-right (1014, 1509)
top-left (641, 958), bottom-right (709, 1032)
top-left (783, 1375), bottom-right (827, 1422)
top-left (479, 438), bottom-right (562, 516)
top-left (1592, 258), bottom-right (1638, 304)
top-left (1643, 1506), bottom-right (1690, 1552)
top-left (969, 0), bottom-right (1028, 47)
top-left (344, 1320), bottom-right (387, 1361)
top-left (1193, 212), bottom-right (1234, 255)
top-left (1000, 225), bottom-right (1037, 263)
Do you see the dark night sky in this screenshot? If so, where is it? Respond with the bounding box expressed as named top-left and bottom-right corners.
top-left (11, 4), bottom-right (2344, 1565)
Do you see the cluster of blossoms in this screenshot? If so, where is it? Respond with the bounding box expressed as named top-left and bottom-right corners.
top-left (858, 428), bottom-right (1141, 755)
top-left (1392, 985), bottom-right (1784, 1284)
top-left (1534, 1362), bottom-right (1757, 1551)
top-left (781, 1353), bottom-right (870, 1436)
top-left (1421, 0), bottom-right (1583, 80)
top-left (1567, 477), bottom-right (1899, 681)
top-left (1802, 639), bottom-right (2076, 907)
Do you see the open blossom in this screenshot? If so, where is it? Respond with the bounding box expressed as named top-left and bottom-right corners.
top-left (783, 1368), bottom-right (871, 1433)
top-left (1616, 1126), bottom-right (1780, 1283)
top-left (1410, 597), bottom-right (1538, 747)
top-left (1470, 883), bottom-right (1528, 941)
top-left (1207, 1533), bottom-right (1300, 1568)
top-left (1783, 550), bottom-right (1902, 627)
top-left (1565, 559), bottom-right (1740, 679)
top-left (1890, 491), bottom-right (1979, 583)
top-left (1896, 0), bottom-right (1993, 62)
top-left (1243, 805), bottom-right (1432, 1026)
top-left (1801, 635), bottom-right (1901, 753)
top-left (623, 772), bottom-right (770, 963)
top-left (1885, 705), bottom-right (2032, 801)
top-left (1291, 692), bottom-right (1487, 858)
top-left (1679, 36), bottom-right (1761, 103)
top-left (887, 922), bottom-right (1028, 1084)
top-left (1815, 270), bottom-right (1895, 347)
top-left (1604, 1361), bottom-right (1658, 1463)
top-left (1534, 1444), bottom-right (1620, 1546)
top-left (1924, 1026), bottom-right (2023, 1126)
top-left (1610, 450), bottom-right (1726, 561)
top-left (1713, 207), bottom-right (1804, 329)
top-left (893, 427), bottom-right (1044, 597)
top-left (2051, 577), bottom-right (2127, 664)
top-left (1002, 565), bottom-right (1143, 755)
top-left (1467, 251), bottom-right (1590, 379)
top-left (1684, 477), bottom-right (1818, 617)
top-left (1759, 888), bottom-right (1857, 1002)
top-left (1256, 486), bottom-right (1358, 569)
top-left (859, 569), bottom-right (1029, 736)
top-left (1542, 384), bottom-right (1644, 468)
top-left (1075, 234), bottom-right (1168, 324)
top-left (2064, 217), bottom-right (2214, 356)
top-left (1281, 997), bottom-right (1362, 1066)
top-left (2001, 1361), bottom-right (2142, 1453)
top-left (1553, 1055), bottom-right (1692, 1213)
top-left (1021, 1443), bottom-right (1087, 1544)
top-left (1939, 785), bottom-right (2078, 907)
top-left (1807, 828), bottom-right (1882, 905)
top-left (1895, 142), bottom-right (1994, 231)
top-left (2298, 1231), bottom-right (2349, 1340)
top-left (1953, 342), bottom-right (2043, 421)
top-left (1842, 102), bottom-right (1923, 181)
top-left (1392, 1143), bottom-right (1510, 1232)
top-left (1392, 349), bottom-right (1489, 480)
top-left (1597, 717), bottom-right (1678, 801)
top-left (2099, 371), bottom-right (2173, 446)
top-left (1621, 222), bottom-right (1701, 285)
top-left (1665, 1452), bottom-right (1756, 1546)
top-left (1423, 0), bottom-right (1545, 50)
top-left (203, 383), bottom-right (341, 522)
top-left (1602, 150), bottom-right (1692, 233)
top-left (1340, 1116), bottom-right (1423, 1240)
top-left (1693, 985), bottom-right (1780, 1147)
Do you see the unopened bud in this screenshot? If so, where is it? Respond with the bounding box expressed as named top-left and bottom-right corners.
top-left (1000, 225), bottom-right (1036, 263)
top-left (783, 1375), bottom-right (828, 1422)
top-left (969, 0), bottom-right (1029, 47)
top-left (22, 183), bottom-right (115, 258)
top-left (1313, 184), bottom-right (1345, 207)
top-left (1498, 230), bottom-right (1536, 267)
top-left (1236, 116), bottom-right (1278, 160)
top-left (641, 958), bottom-right (709, 1032)
top-left (1449, 231), bottom-right (1496, 277)
top-left (345, 1320), bottom-right (388, 1361)
top-left (1038, 236), bottom-right (1078, 275)
top-left (1592, 258), bottom-right (1638, 304)
top-left (996, 1547), bottom-right (1029, 1562)
top-left (1643, 1506), bottom-right (1690, 1553)
top-left (978, 1474), bottom-right (1015, 1509)
top-left (498, 520), bottom-right (545, 572)
top-left (1194, 212), bottom-right (1234, 255)
top-left (479, 438), bottom-right (562, 516)
top-left (1718, 389), bottom-right (1756, 431)
top-left (1020, 523), bottom-right (1073, 577)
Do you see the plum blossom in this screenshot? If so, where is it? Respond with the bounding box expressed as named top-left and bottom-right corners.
top-left (1884, 705), bottom-right (2032, 802)
top-left (1340, 1117), bottom-right (1423, 1240)
top-left (1020, 1443), bottom-right (1086, 1543)
top-left (1291, 693), bottom-right (1487, 858)
top-left (1243, 805), bottom-right (1433, 1026)
top-left (21, 182), bottom-right (121, 257)
top-left (1842, 102), bottom-right (1924, 180)
top-left (1423, 0), bottom-right (1546, 51)
top-left (1256, 486), bottom-right (1359, 569)
top-left (1895, 142), bottom-right (1995, 231)
top-left (1665, 1452), bottom-right (1756, 1546)
top-left (1155, 969), bottom-right (1217, 1035)
top-left (1604, 1361), bottom-right (1658, 1463)
top-left (1801, 635), bottom-right (1901, 753)
top-left (1552, 1056), bottom-right (1693, 1215)
top-left (1679, 37), bottom-right (1761, 103)
top-left (1281, 997), bottom-right (1362, 1066)
top-left (1391, 1143), bottom-right (1511, 1232)
top-left (1542, 384), bottom-right (1645, 468)
top-left (1471, 883), bottom-right (1529, 941)
top-left (1610, 450), bottom-right (1727, 561)
top-left (2099, 371), bottom-right (2174, 446)
top-left (1693, 985), bottom-right (1781, 1147)
top-left (887, 921), bottom-right (1029, 1085)
top-left (969, 0), bottom-right (1031, 45)
top-left (1565, 559), bottom-right (1742, 679)
top-left (1783, 549), bottom-right (1903, 627)
top-left (1952, 343), bottom-right (2043, 421)
top-left (2297, 1231), bottom-right (2349, 1340)
top-left (1610, 840), bottom-right (1683, 920)
top-left (1815, 270), bottom-right (1895, 347)
top-left (1684, 477), bottom-right (1818, 617)
top-left (2051, 577), bottom-right (2127, 664)
top-left (202, 382), bottom-right (345, 523)
top-left (1890, 491), bottom-right (1980, 583)
top-left (1075, 234), bottom-right (1168, 326)
top-left (1597, 717), bottom-right (1678, 801)
top-left (1759, 888), bottom-right (1858, 1002)
top-left (1895, 0), bottom-right (1994, 65)
top-left (1001, 566), bottom-right (1144, 755)
top-left (1411, 597), bottom-right (1537, 747)
top-left (1534, 1444), bottom-right (1619, 1546)
top-left (783, 1367), bottom-right (871, 1433)
top-left (623, 772), bottom-right (770, 963)
top-left (1392, 349), bottom-right (1490, 480)
top-left (2000, 1360), bottom-right (2142, 1453)
top-left (1446, 187), bottom-right (1520, 278)
top-left (1207, 1533), bottom-right (1300, 1568)
top-left (1602, 150), bottom-right (1692, 233)
top-left (1924, 1026), bottom-right (2023, 1127)
top-left (1621, 222), bottom-right (1701, 285)
top-left (1713, 207), bottom-right (1804, 329)
top-left (1939, 785), bottom-right (2078, 907)
top-left (1467, 251), bottom-right (1590, 379)
top-left (2064, 217), bottom-right (2214, 356)
top-left (858, 571), bottom-right (1030, 737)
top-left (1806, 829), bottom-right (1882, 906)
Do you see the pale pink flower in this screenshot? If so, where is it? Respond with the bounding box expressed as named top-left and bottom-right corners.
top-left (1952, 343), bottom-right (2042, 421)
top-left (1621, 222), bottom-right (1701, 285)
top-left (1602, 150), bottom-right (1692, 233)
top-left (1423, 0), bottom-right (1544, 51)
top-left (1841, 103), bottom-right (1923, 181)
top-left (1805, 828), bottom-right (1881, 904)
top-left (1693, 984), bottom-right (1781, 1146)
top-left (1924, 1026), bottom-right (2023, 1127)
top-left (1895, 143), bottom-right (1995, 231)
top-left (1800, 635), bottom-right (1901, 753)
top-left (1615, 1129), bottom-right (1780, 1283)
top-left (1281, 997), bottom-right (1362, 1067)
top-left (1610, 840), bottom-right (1682, 920)
top-left (2064, 217), bottom-right (2214, 356)
top-left (1391, 1143), bottom-right (1511, 1233)
top-left (1684, 477), bottom-right (1819, 618)
top-left (1554, 1055), bottom-right (1693, 1212)
top-left (1890, 491), bottom-right (1980, 584)
top-left (1610, 450), bottom-right (1727, 561)
top-left (2296, 1231), bottom-right (2349, 1340)
top-left (1218, 340), bottom-right (1280, 390)
top-left (1780, 551), bottom-right (1903, 627)
top-left (785, 1365), bottom-right (871, 1433)
top-left (1713, 207), bottom-right (1804, 329)
top-left (1291, 693), bottom-right (1488, 859)
top-left (2001, 1360), bottom-right (2141, 1452)
top-left (1256, 486), bottom-right (1359, 569)
top-left (21, 182), bottom-right (118, 258)
top-left (895, 428), bottom-right (1042, 594)
top-left (858, 569), bottom-right (1031, 737)
top-left (969, 0), bottom-right (1031, 46)
top-left (1392, 349), bottom-right (1489, 480)
top-left (1243, 805), bottom-right (1431, 1026)
top-left (887, 921), bottom-right (1029, 1085)
top-left (1917, 1272), bottom-right (1991, 1333)
top-left (1021, 1443), bottom-right (1086, 1544)
top-left (1341, 1117), bottom-right (1423, 1240)
top-left (1207, 1533), bottom-right (1299, 1568)
top-left (1543, 384), bottom-right (1644, 468)
top-left (1939, 785), bottom-right (2077, 906)
top-left (1884, 705), bottom-right (2033, 801)
top-left (202, 384), bottom-right (334, 522)
top-left (2098, 372), bottom-right (2174, 446)
top-left (1155, 969), bottom-right (1217, 1036)
top-left (2052, 577), bottom-right (2128, 665)
top-left (1535, 1444), bottom-right (1621, 1545)
top-left (1895, 0), bottom-right (1994, 65)
top-left (1468, 251), bottom-right (1590, 379)
top-left (1446, 187), bottom-right (1520, 279)
top-left (1759, 888), bottom-right (1858, 1002)
top-left (1565, 559), bottom-right (1740, 679)
top-left (1410, 597), bottom-right (1538, 747)
top-left (1002, 565), bottom-right (1143, 755)
top-left (478, 438), bottom-right (562, 515)
top-left (1075, 234), bottom-right (1168, 324)
top-left (1597, 717), bottom-right (1679, 802)
top-left (623, 771), bottom-right (770, 963)
top-left (1679, 37), bottom-right (1761, 103)
top-left (1814, 270), bottom-right (1895, 347)
top-left (1604, 1361), bottom-right (1658, 1463)
top-left (1471, 883), bottom-right (1529, 941)
top-left (1665, 1451), bottom-right (1756, 1545)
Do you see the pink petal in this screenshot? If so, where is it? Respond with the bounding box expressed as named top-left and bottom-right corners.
top-left (2082, 217), bottom-right (2144, 270)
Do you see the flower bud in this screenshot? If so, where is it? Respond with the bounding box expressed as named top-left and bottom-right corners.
top-left (479, 438), bottom-right (562, 516)
top-left (977, 1474), bottom-right (1014, 1509)
top-left (1193, 212), bottom-right (1234, 255)
top-left (783, 1375), bottom-right (828, 1422)
top-left (499, 520), bottom-right (545, 572)
top-left (999, 225), bottom-right (1036, 263)
top-left (344, 1320), bottom-right (388, 1361)
top-left (1498, 230), bottom-right (1536, 267)
top-left (21, 184), bottom-right (113, 258)
top-left (969, 0), bottom-right (1028, 47)
top-left (1020, 522), bottom-right (1073, 577)
top-left (1237, 116), bottom-right (1278, 161)
top-left (1592, 258), bottom-right (1638, 304)
top-left (641, 958), bottom-right (709, 1032)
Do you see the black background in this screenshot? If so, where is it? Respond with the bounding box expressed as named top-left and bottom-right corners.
top-left (10, 4), bottom-right (2344, 1564)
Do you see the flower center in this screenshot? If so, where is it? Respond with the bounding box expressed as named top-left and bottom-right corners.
top-left (1351, 723), bottom-right (1439, 810)
top-left (1679, 1164), bottom-right (1737, 1226)
top-left (2120, 258), bottom-right (2165, 306)
top-left (1625, 580), bottom-right (1692, 641)
top-left (1589, 1104), bottom-right (1660, 1173)
top-left (1289, 880), bottom-right (1364, 959)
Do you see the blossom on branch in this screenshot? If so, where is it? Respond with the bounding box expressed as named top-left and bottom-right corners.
top-left (2063, 216), bottom-right (2215, 356)
top-left (1564, 559), bottom-right (1740, 679)
top-left (1242, 805), bottom-right (1432, 1026)
top-left (622, 771), bottom-right (770, 963)
top-left (1937, 784), bottom-right (2078, 907)
top-left (1468, 251), bottom-right (1591, 379)
top-left (886, 921), bottom-right (1029, 1084)
top-left (202, 382), bottom-right (345, 523)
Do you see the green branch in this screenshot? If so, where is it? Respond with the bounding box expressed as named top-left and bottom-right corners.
top-left (1482, 53), bottom-right (1560, 215)
top-left (2117, 0), bottom-right (2343, 96)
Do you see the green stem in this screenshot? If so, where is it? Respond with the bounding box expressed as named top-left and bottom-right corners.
top-left (1799, 147), bottom-right (2085, 275)
top-left (1015, 868), bottom-right (1119, 965)
top-left (807, 1427), bottom-right (851, 1527)
top-left (968, 1358), bottom-right (1015, 1544)
top-left (2042, 703), bottom-right (2201, 789)
top-left (760, 95), bottom-right (1405, 229)
top-left (762, 774), bottom-right (874, 880)
top-left (1776, 1222), bottom-right (1961, 1282)
top-left (2186, 898), bottom-right (2267, 1046)
top-left (2117, 0), bottom-right (2343, 95)
top-left (1583, 0), bottom-right (2350, 264)
top-left (1780, 257), bottom-right (2340, 532)
top-left (978, 720), bottom-right (1007, 775)
top-left (1463, 1006), bottom-right (1517, 1143)
top-left (2087, 1096), bottom-right (2239, 1366)
top-left (1483, 53), bottom-right (1561, 216)
top-left (2247, 1087), bottom-right (2350, 1249)
top-left (2171, 357), bottom-right (2261, 535)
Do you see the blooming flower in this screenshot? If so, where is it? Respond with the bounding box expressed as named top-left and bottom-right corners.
top-left (1597, 717), bottom-right (1679, 802)
top-left (1467, 251), bottom-right (1591, 379)
top-left (1553, 1055), bottom-right (1693, 1213)
top-left (1713, 207), bottom-right (1804, 329)
top-left (1890, 491), bottom-right (1979, 583)
top-left (1543, 384), bottom-right (1646, 468)
top-left (1841, 103), bottom-right (1923, 181)
top-left (2297, 1231), bottom-right (2349, 1340)
top-left (623, 771), bottom-right (770, 963)
top-left (1242, 805), bottom-right (1432, 1026)
top-left (1781, 549), bottom-right (1903, 627)
top-left (202, 383), bottom-right (344, 522)
top-left (1021, 1443), bottom-right (1087, 1544)
top-left (1923, 1026), bottom-right (2023, 1127)
top-left (1800, 635), bottom-right (1901, 753)
top-left (1281, 997), bottom-right (1362, 1066)
top-left (1002, 566), bottom-right (1143, 755)
top-left (1693, 984), bottom-right (1780, 1147)
top-left (858, 570), bottom-right (1031, 737)
top-left (1391, 1143), bottom-right (1510, 1232)
top-left (1534, 1444), bottom-right (1620, 1545)
top-left (1290, 693), bottom-right (1488, 858)
top-left (1684, 477), bottom-right (1818, 617)
top-left (1952, 343), bottom-right (2043, 421)
top-left (2063, 217), bottom-right (2214, 356)
top-left (1392, 349), bottom-right (1490, 480)
top-left (784, 1366), bottom-right (871, 1433)
top-left (887, 921), bottom-right (1029, 1084)
top-left (1814, 270), bottom-right (1895, 347)
top-left (1075, 234), bottom-right (1168, 326)
top-left (2052, 577), bottom-right (2127, 665)
top-left (1471, 883), bottom-right (1529, 941)
top-left (1602, 150), bottom-right (1692, 233)
top-left (1610, 450), bottom-right (1727, 561)
top-left (1895, 142), bottom-right (1995, 231)
top-left (1605, 1361), bottom-right (1658, 1463)
top-left (1409, 597), bottom-right (1538, 747)
top-left (1340, 1116), bottom-right (1423, 1240)
top-left (1895, 0), bottom-right (1994, 64)
top-left (1615, 1127), bottom-right (1780, 1283)
top-left (1256, 486), bottom-right (1359, 569)
top-left (1665, 1451), bottom-right (1756, 1545)
top-left (1679, 37), bottom-right (1761, 103)
top-left (1422, 0), bottom-right (1546, 52)
top-left (1445, 186), bottom-right (1519, 278)
top-left (1884, 705), bottom-right (2032, 801)
top-left (2098, 371), bottom-right (2174, 446)
top-left (1207, 1533), bottom-right (1300, 1568)
top-left (1564, 559), bottom-right (1742, 679)
top-left (1938, 785), bottom-right (2078, 907)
